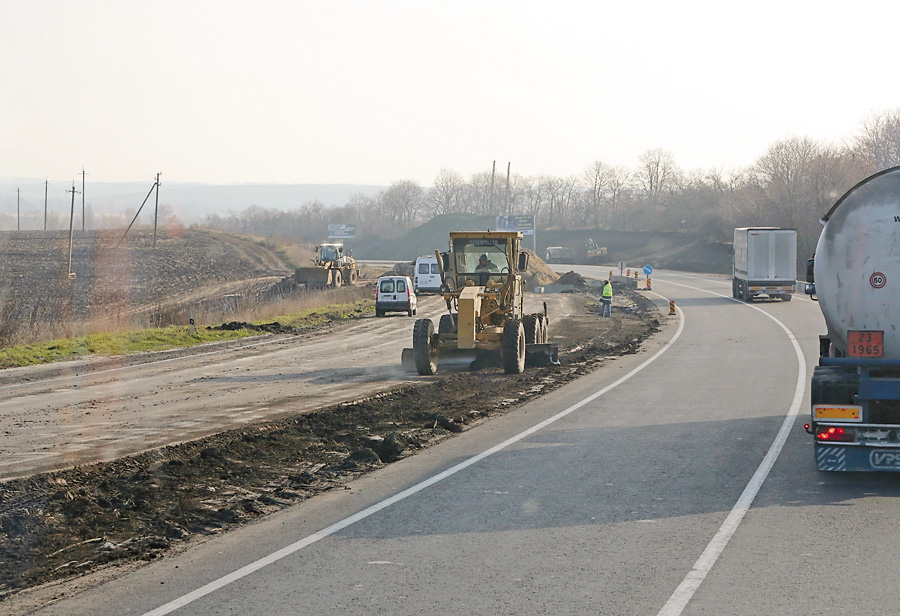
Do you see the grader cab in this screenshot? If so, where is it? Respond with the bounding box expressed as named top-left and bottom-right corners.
top-left (402, 231), bottom-right (558, 375)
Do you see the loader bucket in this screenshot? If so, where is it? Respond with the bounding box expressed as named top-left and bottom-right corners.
top-left (525, 343), bottom-right (559, 367)
top-left (294, 267), bottom-right (331, 287)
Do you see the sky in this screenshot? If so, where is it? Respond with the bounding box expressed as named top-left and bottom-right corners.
top-left (2, 0), bottom-right (898, 188)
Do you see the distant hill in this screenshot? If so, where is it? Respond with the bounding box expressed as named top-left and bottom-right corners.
top-left (354, 216), bottom-right (732, 273)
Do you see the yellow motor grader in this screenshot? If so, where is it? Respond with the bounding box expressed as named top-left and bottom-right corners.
top-left (402, 230), bottom-right (558, 375)
top-left (294, 243), bottom-right (358, 288)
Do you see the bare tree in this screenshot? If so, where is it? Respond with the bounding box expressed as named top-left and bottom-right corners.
top-left (635, 149), bottom-right (680, 203)
top-left (380, 180), bottom-right (424, 231)
top-left (853, 108), bottom-right (900, 171)
top-left (426, 168), bottom-right (465, 216)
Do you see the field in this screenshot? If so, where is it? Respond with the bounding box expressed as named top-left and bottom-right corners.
top-left (0, 229), bottom-right (298, 345)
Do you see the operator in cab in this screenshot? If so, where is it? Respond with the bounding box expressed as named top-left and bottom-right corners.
top-left (475, 253), bottom-right (499, 273)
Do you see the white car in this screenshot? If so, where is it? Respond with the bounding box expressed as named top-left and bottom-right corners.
top-left (375, 275), bottom-right (417, 317)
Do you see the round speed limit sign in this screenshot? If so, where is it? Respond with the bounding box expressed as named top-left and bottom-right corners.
top-left (870, 272), bottom-right (887, 289)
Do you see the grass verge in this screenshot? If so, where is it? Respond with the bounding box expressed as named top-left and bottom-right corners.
top-left (0, 297), bottom-right (374, 369)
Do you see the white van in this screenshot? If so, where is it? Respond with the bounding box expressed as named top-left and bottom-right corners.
top-left (414, 255), bottom-right (442, 293)
top-left (375, 275), bottom-right (417, 317)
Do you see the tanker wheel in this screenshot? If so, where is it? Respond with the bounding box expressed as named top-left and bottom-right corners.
top-left (413, 318), bottom-right (438, 375)
top-left (502, 319), bottom-right (525, 374)
top-left (439, 313), bottom-right (457, 334)
top-left (331, 269), bottom-right (343, 288)
top-left (523, 314), bottom-right (539, 344)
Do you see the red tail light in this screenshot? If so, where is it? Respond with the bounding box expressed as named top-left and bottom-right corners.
top-left (815, 426), bottom-right (856, 442)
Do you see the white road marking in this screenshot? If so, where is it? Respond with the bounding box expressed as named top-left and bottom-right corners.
top-left (655, 278), bottom-right (807, 616)
top-left (140, 300), bottom-right (688, 615)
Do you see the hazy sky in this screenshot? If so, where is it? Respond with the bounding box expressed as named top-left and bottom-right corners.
top-left (2, 0), bottom-right (897, 187)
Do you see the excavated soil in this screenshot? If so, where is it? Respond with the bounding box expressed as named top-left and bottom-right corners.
top-left (0, 287), bottom-right (661, 606)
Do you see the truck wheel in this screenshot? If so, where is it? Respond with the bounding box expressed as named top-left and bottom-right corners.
top-left (331, 269), bottom-right (343, 288)
top-left (502, 319), bottom-right (525, 374)
top-left (439, 313), bottom-right (457, 334)
top-left (782, 294), bottom-right (792, 302)
top-left (523, 315), bottom-right (539, 344)
top-left (413, 319), bottom-right (438, 375)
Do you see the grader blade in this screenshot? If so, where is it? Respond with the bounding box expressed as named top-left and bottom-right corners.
top-left (525, 343), bottom-right (559, 367)
top-left (401, 346), bottom-right (477, 373)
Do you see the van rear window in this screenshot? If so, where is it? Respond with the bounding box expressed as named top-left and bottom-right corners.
top-left (379, 280), bottom-right (395, 293)
top-left (396, 280), bottom-right (406, 292)
top-left (431, 263), bottom-right (440, 274)
top-left (418, 263), bottom-right (430, 274)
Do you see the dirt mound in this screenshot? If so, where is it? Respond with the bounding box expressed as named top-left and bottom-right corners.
top-left (210, 321), bottom-right (299, 334)
top-left (555, 271), bottom-right (590, 289)
top-left (522, 249), bottom-right (559, 289)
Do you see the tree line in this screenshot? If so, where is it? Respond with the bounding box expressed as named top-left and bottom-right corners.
top-left (202, 108), bottom-right (900, 261)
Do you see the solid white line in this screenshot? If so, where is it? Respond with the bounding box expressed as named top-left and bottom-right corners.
top-left (141, 302), bottom-right (687, 616)
top-left (655, 279), bottom-right (807, 616)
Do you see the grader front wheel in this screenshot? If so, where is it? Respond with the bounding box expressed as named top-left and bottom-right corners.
top-left (413, 318), bottom-right (438, 375)
top-left (502, 319), bottom-right (525, 374)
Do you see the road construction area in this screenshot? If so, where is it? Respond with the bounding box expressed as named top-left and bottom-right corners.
top-left (0, 280), bottom-right (662, 600)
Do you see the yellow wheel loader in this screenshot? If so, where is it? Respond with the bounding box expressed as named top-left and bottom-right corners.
top-left (402, 231), bottom-right (558, 375)
top-left (294, 243), bottom-right (358, 288)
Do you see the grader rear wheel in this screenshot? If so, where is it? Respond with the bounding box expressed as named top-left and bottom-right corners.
top-left (413, 318), bottom-right (438, 375)
top-left (536, 314), bottom-right (548, 343)
top-left (523, 315), bottom-right (539, 344)
top-left (502, 319), bottom-right (525, 374)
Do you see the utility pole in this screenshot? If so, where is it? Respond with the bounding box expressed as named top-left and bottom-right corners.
top-left (16, 187), bottom-right (20, 231)
top-left (66, 182), bottom-right (80, 277)
top-left (44, 179), bottom-right (48, 231)
top-left (505, 162), bottom-right (511, 215)
top-left (489, 160), bottom-right (496, 213)
top-left (153, 172), bottom-right (161, 248)
top-left (81, 167), bottom-right (87, 231)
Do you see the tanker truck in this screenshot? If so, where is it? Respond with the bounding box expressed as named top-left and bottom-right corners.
top-left (805, 166), bottom-right (900, 471)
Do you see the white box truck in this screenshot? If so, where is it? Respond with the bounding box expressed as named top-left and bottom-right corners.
top-left (732, 227), bottom-right (797, 302)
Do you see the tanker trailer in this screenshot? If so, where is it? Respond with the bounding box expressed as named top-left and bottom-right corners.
top-left (805, 166), bottom-right (900, 471)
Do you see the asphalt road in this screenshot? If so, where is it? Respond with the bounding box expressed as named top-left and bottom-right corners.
top-left (27, 268), bottom-right (900, 615)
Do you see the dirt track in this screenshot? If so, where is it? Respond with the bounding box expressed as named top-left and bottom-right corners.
top-left (0, 285), bottom-right (661, 605)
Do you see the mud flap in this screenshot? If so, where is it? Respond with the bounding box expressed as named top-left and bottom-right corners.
top-left (525, 343), bottom-right (560, 367)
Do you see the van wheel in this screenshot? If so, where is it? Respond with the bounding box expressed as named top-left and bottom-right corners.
top-left (375, 309), bottom-right (383, 317)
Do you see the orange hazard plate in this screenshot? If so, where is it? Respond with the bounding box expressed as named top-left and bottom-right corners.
top-left (848, 330), bottom-right (884, 358)
top-left (814, 405), bottom-right (862, 421)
